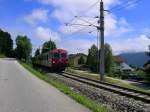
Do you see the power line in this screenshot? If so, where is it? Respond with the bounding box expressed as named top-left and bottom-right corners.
top-left (65, 16), bottom-right (99, 35)
top-left (109, 0), bottom-right (133, 11)
top-left (64, 0), bottom-right (102, 36)
top-left (116, 0), bottom-right (142, 11)
top-left (65, 0), bottom-right (100, 25)
top-left (81, 0), bottom-right (100, 15)
top-left (67, 22), bottom-right (97, 35)
top-left (109, 0), bottom-right (143, 12)
top-left (66, 23), bottom-right (92, 27)
top-left (74, 16), bottom-right (98, 27)
top-left (65, 0), bottom-right (105, 80)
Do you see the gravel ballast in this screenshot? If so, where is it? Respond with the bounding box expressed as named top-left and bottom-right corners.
top-left (48, 73), bottom-right (150, 112)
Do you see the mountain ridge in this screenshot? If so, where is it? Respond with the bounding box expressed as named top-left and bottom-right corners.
top-left (119, 52), bottom-right (149, 68)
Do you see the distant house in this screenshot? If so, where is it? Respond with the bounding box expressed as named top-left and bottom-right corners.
top-left (120, 62), bottom-right (134, 72)
top-left (113, 56), bottom-right (134, 72)
top-left (69, 53), bottom-right (87, 67)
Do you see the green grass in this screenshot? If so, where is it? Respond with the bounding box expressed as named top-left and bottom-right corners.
top-left (19, 61), bottom-right (110, 112)
top-left (0, 54), bottom-right (6, 58)
top-left (66, 68), bottom-right (150, 93)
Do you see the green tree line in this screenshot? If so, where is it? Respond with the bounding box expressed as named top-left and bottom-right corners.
top-left (0, 29), bottom-right (13, 57)
top-left (34, 40), bottom-right (57, 57)
top-left (144, 44), bottom-right (150, 80)
top-left (0, 29), bottom-right (32, 61)
top-left (0, 28), bottom-right (57, 61)
top-left (86, 43), bottom-right (113, 74)
top-left (15, 35), bottom-right (32, 61)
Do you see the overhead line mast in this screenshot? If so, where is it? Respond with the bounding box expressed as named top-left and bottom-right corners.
top-left (65, 0), bottom-right (143, 81)
top-left (99, 0), bottom-right (105, 81)
top-left (66, 0), bottom-right (106, 81)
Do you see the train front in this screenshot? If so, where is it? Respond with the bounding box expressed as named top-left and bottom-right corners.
top-left (51, 49), bottom-right (68, 71)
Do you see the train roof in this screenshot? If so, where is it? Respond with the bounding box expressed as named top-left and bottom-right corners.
top-left (51, 49), bottom-right (68, 53)
top-left (35, 49), bottom-right (68, 58)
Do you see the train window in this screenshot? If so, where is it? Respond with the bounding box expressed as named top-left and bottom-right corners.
top-left (61, 53), bottom-right (67, 58)
top-left (54, 53), bottom-right (60, 58)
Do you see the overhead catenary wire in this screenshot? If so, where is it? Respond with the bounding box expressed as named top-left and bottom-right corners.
top-left (109, 0), bottom-right (143, 12)
top-left (109, 0), bottom-right (134, 11)
top-left (67, 20), bottom-right (98, 35)
top-left (66, 0), bottom-right (143, 35)
top-left (67, 23), bottom-right (92, 27)
top-left (67, 26), bottom-right (96, 36)
top-left (74, 16), bottom-right (98, 27)
top-left (65, 15), bottom-right (99, 35)
top-left (80, 0), bottom-right (100, 15)
top-left (65, 0), bottom-right (100, 25)
top-left (67, 22), bottom-right (98, 28)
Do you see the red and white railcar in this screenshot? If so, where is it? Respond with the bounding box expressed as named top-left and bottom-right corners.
top-left (33, 49), bottom-right (68, 71)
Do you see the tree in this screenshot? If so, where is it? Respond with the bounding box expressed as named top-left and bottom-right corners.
top-left (0, 29), bottom-right (13, 57)
top-left (78, 56), bottom-right (85, 65)
top-left (34, 48), bottom-right (40, 57)
top-left (15, 35), bottom-right (32, 61)
top-left (86, 44), bottom-right (98, 72)
top-left (42, 40), bottom-right (56, 53)
top-left (104, 43), bottom-right (113, 73)
top-left (144, 43), bottom-right (150, 75)
top-left (86, 43), bottom-right (113, 73)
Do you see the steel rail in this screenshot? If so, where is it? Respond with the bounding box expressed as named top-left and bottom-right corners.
top-left (59, 72), bottom-right (150, 103)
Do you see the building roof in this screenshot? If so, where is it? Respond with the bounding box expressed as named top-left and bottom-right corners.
top-left (69, 53), bottom-right (87, 59)
top-left (121, 62), bottom-right (133, 71)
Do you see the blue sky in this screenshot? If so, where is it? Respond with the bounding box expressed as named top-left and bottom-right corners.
top-left (0, 0), bottom-right (150, 54)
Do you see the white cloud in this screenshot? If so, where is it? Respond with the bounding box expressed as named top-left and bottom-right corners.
top-left (38, 0), bottom-right (131, 37)
top-left (25, 0), bottom-right (132, 36)
top-left (59, 38), bottom-right (95, 54)
top-left (35, 0), bottom-right (120, 23)
top-left (25, 0), bottom-right (142, 54)
top-left (50, 0), bottom-right (119, 22)
top-left (23, 9), bottom-right (49, 25)
top-left (59, 13), bottom-right (132, 38)
top-left (59, 33), bottom-right (150, 55)
top-left (105, 15), bottom-right (133, 37)
top-left (59, 17), bottom-right (98, 35)
top-left (35, 26), bottom-right (61, 42)
top-left (111, 35), bottom-right (150, 54)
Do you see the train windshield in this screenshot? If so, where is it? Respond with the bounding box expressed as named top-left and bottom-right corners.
top-left (61, 53), bottom-right (67, 58)
top-left (53, 53), bottom-right (67, 58)
top-left (53, 53), bottom-right (60, 58)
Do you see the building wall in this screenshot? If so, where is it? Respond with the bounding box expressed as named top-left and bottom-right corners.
top-left (69, 55), bottom-right (87, 67)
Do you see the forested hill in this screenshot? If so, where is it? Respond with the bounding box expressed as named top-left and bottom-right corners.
top-left (119, 52), bottom-right (149, 68)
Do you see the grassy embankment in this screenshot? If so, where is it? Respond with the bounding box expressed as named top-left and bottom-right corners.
top-left (0, 54), bottom-right (6, 58)
top-left (66, 68), bottom-right (150, 93)
top-left (19, 61), bottom-right (110, 112)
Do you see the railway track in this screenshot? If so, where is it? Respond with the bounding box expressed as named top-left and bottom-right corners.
top-left (60, 72), bottom-right (150, 103)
